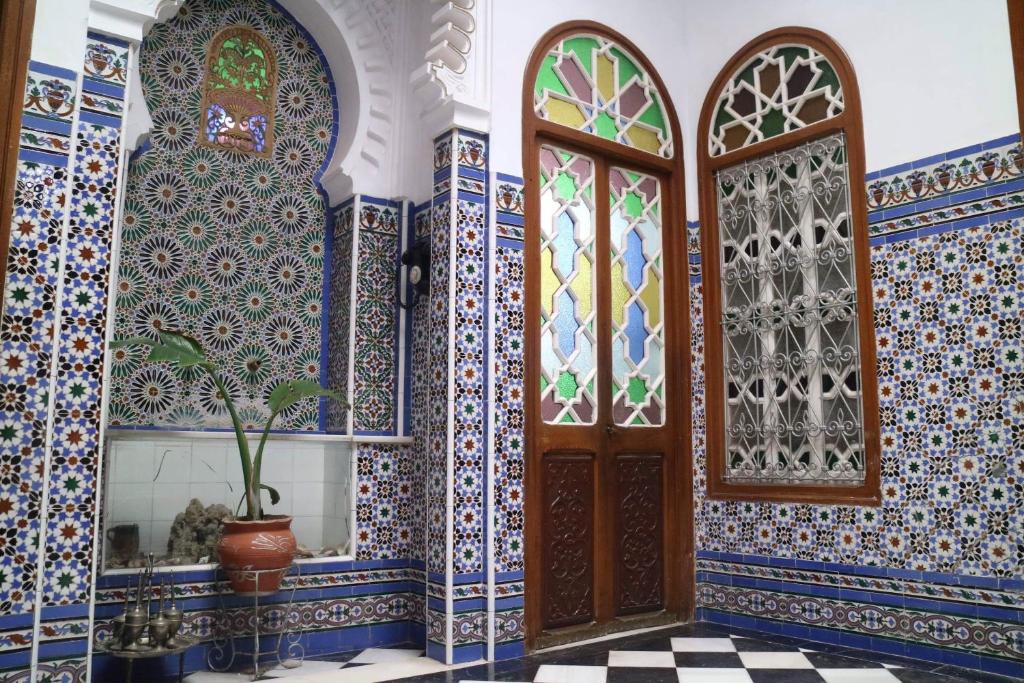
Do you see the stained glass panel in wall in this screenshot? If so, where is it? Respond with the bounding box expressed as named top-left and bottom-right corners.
top-left (534, 34), bottom-right (673, 158)
top-left (539, 146), bottom-right (597, 424)
top-left (201, 27), bottom-right (277, 155)
top-left (609, 167), bottom-right (665, 426)
top-left (709, 44), bottom-right (843, 157)
top-left (716, 133), bottom-right (864, 484)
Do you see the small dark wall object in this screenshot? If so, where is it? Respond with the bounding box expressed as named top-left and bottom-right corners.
top-left (107, 523), bottom-right (140, 564)
top-left (399, 241), bottom-right (430, 309)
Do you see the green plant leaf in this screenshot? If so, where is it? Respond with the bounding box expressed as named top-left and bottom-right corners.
top-left (267, 379), bottom-right (344, 414)
top-left (146, 330), bottom-right (207, 367)
top-left (260, 484), bottom-right (280, 506)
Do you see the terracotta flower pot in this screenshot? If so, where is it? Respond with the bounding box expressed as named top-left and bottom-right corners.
top-left (218, 515), bottom-right (296, 595)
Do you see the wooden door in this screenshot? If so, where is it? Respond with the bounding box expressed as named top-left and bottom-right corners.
top-left (526, 142), bottom-right (688, 648)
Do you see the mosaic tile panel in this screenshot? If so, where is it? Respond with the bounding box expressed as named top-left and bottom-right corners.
top-left (697, 553), bottom-right (1024, 676)
top-left (326, 200), bottom-right (353, 432)
top-left (110, 0), bottom-right (337, 431)
top-left (408, 201), bottom-right (431, 564)
top-left (354, 443), bottom-right (415, 560)
top-left (492, 176), bottom-right (525, 576)
top-left (41, 119), bottom-right (121, 607)
top-left (0, 161), bottom-right (68, 618)
top-left (696, 217), bottom-right (1023, 575)
top-left (352, 200), bottom-right (400, 434)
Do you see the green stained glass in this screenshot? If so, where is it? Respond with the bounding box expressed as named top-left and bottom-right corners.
top-left (556, 371), bottom-right (579, 401)
top-left (709, 43), bottom-right (845, 157)
top-left (534, 33), bottom-right (673, 158)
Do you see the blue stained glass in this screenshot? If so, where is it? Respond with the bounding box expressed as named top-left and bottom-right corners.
top-left (625, 229), bottom-right (645, 289)
top-left (554, 288), bottom-right (578, 357)
top-left (552, 211), bottom-right (577, 277)
top-left (626, 300), bottom-right (646, 363)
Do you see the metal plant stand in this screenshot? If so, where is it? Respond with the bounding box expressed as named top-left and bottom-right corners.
top-left (206, 564), bottom-right (305, 681)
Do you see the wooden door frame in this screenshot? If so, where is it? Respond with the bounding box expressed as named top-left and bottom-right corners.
top-left (522, 20), bottom-right (693, 651)
top-left (0, 0), bottom-right (37, 300)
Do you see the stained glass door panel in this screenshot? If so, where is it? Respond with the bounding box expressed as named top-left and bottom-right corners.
top-left (609, 167), bottom-right (665, 426)
top-left (539, 145), bottom-right (597, 425)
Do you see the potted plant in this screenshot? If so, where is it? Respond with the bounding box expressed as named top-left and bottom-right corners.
top-left (111, 330), bottom-right (343, 594)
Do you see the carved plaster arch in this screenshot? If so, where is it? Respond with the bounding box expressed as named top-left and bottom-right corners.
top-left (280, 0), bottom-right (398, 201)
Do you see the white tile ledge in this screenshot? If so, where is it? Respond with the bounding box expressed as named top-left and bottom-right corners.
top-left (107, 428), bottom-right (413, 445)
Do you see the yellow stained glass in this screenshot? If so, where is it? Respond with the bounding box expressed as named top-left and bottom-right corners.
top-left (611, 262), bottom-right (626, 326)
top-left (596, 53), bottom-right (615, 102)
top-left (546, 97), bottom-right (587, 129)
top-left (540, 246), bottom-right (559, 315)
top-left (625, 124), bottom-right (661, 155)
top-left (640, 272), bottom-right (661, 327)
top-left (576, 254), bottom-right (593, 319)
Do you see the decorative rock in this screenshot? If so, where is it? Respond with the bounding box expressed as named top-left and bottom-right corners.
top-left (167, 499), bottom-right (233, 564)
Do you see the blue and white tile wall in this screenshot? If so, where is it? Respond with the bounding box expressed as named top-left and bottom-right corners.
top-left (0, 29), bottom-right (131, 682)
top-left (693, 134), bottom-right (1024, 679)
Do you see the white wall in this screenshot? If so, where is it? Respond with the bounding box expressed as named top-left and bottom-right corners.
top-left (31, 0), bottom-right (90, 72)
top-left (104, 435), bottom-right (352, 568)
top-left (490, 0), bottom-right (1018, 220)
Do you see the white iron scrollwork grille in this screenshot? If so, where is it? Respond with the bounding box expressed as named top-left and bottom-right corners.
top-left (715, 133), bottom-right (865, 485)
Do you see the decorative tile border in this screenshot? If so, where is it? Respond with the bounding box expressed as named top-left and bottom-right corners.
top-left (865, 134), bottom-right (1021, 212)
top-left (326, 199), bottom-right (354, 432)
top-left (697, 553), bottom-right (1023, 676)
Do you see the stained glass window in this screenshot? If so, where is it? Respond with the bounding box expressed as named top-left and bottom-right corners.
top-left (716, 133), bottom-right (864, 484)
top-left (609, 167), bottom-right (665, 426)
top-left (539, 145), bottom-right (597, 424)
top-left (200, 27), bottom-right (277, 156)
top-left (709, 44), bottom-right (843, 157)
top-left (534, 34), bottom-right (673, 158)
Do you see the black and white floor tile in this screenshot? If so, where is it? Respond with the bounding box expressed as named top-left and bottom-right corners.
top-left (176, 624), bottom-right (1014, 683)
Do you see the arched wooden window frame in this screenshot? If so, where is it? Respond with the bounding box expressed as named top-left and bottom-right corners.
top-left (522, 21), bottom-right (693, 647)
top-left (200, 25), bottom-right (278, 157)
top-left (697, 27), bottom-right (881, 505)
top-left (1009, 0), bottom-right (1024, 136)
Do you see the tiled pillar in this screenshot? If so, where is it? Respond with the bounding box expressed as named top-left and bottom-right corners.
top-left (424, 128), bottom-right (489, 664)
top-left (0, 59), bottom-right (79, 680)
top-left (489, 174), bottom-right (527, 658)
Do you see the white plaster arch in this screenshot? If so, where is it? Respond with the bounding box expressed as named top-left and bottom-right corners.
top-left (279, 0), bottom-right (399, 202)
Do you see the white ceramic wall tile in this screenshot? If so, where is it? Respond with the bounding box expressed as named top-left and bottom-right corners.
top-left (151, 442), bottom-right (192, 484)
top-left (291, 515), bottom-right (323, 549)
top-left (291, 481), bottom-right (325, 516)
top-left (108, 482), bottom-right (153, 521)
top-left (151, 486), bottom-right (192, 523)
top-left (190, 443), bottom-right (227, 482)
top-left (110, 441), bottom-right (155, 484)
top-left (294, 449), bottom-right (325, 482)
top-left (189, 482), bottom-right (228, 510)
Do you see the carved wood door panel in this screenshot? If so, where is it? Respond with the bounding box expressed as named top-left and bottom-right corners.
top-left (527, 144), bottom-right (686, 648)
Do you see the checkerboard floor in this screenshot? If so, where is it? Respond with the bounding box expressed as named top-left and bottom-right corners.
top-left (176, 624), bottom-right (1014, 682)
top-left (404, 624), bottom-right (1013, 683)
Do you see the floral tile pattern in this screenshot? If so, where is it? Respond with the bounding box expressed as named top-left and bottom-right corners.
top-left (110, 0), bottom-right (337, 431)
top-left (865, 136), bottom-right (1021, 212)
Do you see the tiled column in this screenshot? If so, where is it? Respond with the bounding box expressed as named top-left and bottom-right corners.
top-left (0, 59), bottom-right (78, 681)
top-left (489, 174), bottom-right (527, 658)
top-left (424, 129), bottom-right (489, 664)
top-left (37, 32), bottom-right (131, 680)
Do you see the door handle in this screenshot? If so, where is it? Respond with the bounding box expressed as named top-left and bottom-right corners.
top-left (605, 423), bottom-right (618, 437)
